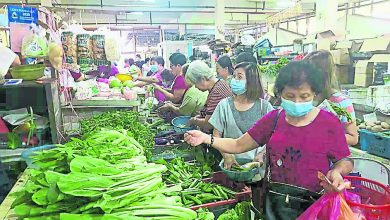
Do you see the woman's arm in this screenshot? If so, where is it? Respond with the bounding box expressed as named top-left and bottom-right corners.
top-left (154, 84), bottom-right (186, 104)
top-left (344, 122), bottom-right (359, 145)
top-left (137, 76), bottom-right (160, 84)
top-left (184, 130), bottom-right (259, 154)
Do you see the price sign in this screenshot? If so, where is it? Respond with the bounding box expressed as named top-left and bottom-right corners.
top-left (7, 5), bottom-right (38, 24)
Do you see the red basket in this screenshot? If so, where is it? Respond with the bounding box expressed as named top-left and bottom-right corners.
top-left (344, 176), bottom-right (390, 220)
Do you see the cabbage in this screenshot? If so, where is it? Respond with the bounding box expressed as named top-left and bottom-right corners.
top-left (123, 80), bottom-right (134, 88)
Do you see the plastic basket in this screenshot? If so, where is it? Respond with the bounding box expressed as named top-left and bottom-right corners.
top-left (10, 64), bottom-right (45, 80)
top-left (190, 172), bottom-right (251, 211)
top-left (21, 145), bottom-right (57, 169)
top-left (344, 176), bottom-right (390, 219)
top-left (219, 158), bottom-right (259, 182)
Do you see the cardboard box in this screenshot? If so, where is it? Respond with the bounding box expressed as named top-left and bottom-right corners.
top-left (359, 37), bottom-right (390, 53)
top-left (335, 65), bottom-right (349, 84)
top-left (331, 49), bottom-right (351, 65)
top-left (354, 60), bottom-right (374, 87)
top-left (355, 73), bottom-right (373, 87)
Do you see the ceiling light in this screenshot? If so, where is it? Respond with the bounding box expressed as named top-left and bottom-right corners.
top-left (129, 12), bottom-right (144, 15)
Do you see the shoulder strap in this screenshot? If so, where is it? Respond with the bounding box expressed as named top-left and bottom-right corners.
top-left (266, 109), bottom-right (283, 183)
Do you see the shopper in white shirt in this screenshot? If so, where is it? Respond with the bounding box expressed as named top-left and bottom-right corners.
top-left (0, 45), bottom-right (21, 77)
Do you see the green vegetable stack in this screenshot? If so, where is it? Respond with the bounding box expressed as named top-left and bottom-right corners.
top-left (11, 129), bottom-right (202, 219)
top-left (80, 111), bottom-right (154, 158)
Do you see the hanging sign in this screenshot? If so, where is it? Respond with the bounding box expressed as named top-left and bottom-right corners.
top-left (7, 5), bottom-right (38, 24)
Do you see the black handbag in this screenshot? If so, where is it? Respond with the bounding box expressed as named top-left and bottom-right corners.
top-left (264, 110), bottom-right (321, 220)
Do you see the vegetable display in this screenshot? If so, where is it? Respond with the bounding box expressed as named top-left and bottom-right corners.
top-left (156, 158), bottom-right (212, 184)
top-left (174, 179), bottom-right (237, 207)
top-left (259, 57), bottom-right (289, 78)
top-left (30, 129), bottom-right (146, 173)
top-left (217, 201), bottom-right (252, 220)
top-left (11, 129), bottom-right (201, 219)
top-left (79, 111), bottom-right (154, 156)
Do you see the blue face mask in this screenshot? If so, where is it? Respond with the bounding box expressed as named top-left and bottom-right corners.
top-left (150, 65), bottom-right (158, 73)
top-left (281, 98), bottom-right (313, 117)
top-left (230, 78), bottom-right (247, 95)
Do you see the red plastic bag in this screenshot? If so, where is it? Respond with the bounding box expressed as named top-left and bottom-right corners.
top-left (297, 191), bottom-right (360, 220)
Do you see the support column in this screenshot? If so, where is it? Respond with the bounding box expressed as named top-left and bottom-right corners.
top-left (315, 0), bottom-right (338, 32)
top-left (178, 25), bottom-right (186, 37)
top-left (215, 0), bottom-right (225, 40)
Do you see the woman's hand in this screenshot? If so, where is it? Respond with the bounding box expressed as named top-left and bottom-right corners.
top-left (223, 154), bottom-right (239, 169)
top-left (158, 102), bottom-right (172, 112)
top-left (188, 116), bottom-right (200, 126)
top-left (321, 169), bottom-right (348, 192)
top-left (253, 152), bottom-right (265, 165)
top-left (184, 130), bottom-right (209, 146)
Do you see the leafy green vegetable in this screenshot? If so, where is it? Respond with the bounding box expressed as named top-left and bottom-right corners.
top-left (217, 201), bottom-right (251, 220)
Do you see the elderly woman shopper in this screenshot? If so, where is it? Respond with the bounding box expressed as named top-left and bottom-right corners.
top-left (184, 61), bottom-right (353, 219)
top-left (186, 60), bottom-right (233, 131)
top-left (159, 64), bottom-right (208, 118)
top-left (305, 50), bottom-right (358, 145)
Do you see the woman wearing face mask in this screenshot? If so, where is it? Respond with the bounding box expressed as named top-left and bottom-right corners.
top-left (186, 60), bottom-right (233, 131)
top-left (209, 62), bottom-right (273, 169)
top-left (216, 55), bottom-right (234, 82)
top-left (134, 56), bottom-right (167, 102)
top-left (184, 61), bottom-right (353, 218)
top-left (209, 62), bottom-right (273, 210)
top-left (305, 50), bottom-right (358, 146)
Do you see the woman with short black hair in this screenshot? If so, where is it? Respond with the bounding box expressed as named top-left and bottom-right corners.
top-left (184, 61), bottom-right (353, 219)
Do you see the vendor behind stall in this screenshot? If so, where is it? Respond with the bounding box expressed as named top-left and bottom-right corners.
top-left (0, 44), bottom-right (21, 77)
top-left (153, 53), bottom-right (188, 104)
top-left (134, 56), bottom-right (167, 102)
top-left (158, 64), bottom-right (208, 118)
top-left (186, 60), bottom-right (233, 131)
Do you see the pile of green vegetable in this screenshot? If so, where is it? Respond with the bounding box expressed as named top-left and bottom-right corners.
top-left (329, 102), bottom-right (353, 123)
top-left (156, 158), bottom-right (212, 184)
top-left (173, 179), bottom-right (237, 207)
top-left (11, 128), bottom-right (212, 219)
top-left (30, 129), bottom-right (146, 173)
top-left (12, 156), bottom-right (199, 219)
top-left (79, 111), bottom-right (154, 152)
top-left (217, 201), bottom-right (252, 220)
top-left (259, 57), bottom-right (290, 78)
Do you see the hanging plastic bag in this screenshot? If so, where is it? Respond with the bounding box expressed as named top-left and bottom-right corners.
top-left (104, 30), bottom-right (121, 62)
top-left (21, 24), bottom-right (48, 58)
top-left (297, 191), bottom-right (362, 220)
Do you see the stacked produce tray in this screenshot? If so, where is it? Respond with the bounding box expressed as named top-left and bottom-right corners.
top-left (359, 129), bottom-right (390, 159)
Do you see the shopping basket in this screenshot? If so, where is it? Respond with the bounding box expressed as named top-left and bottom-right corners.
top-left (344, 176), bottom-right (390, 219)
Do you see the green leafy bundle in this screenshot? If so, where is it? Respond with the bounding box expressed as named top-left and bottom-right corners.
top-left (156, 158), bottom-right (212, 185)
top-left (259, 57), bottom-right (290, 78)
top-left (79, 111), bottom-right (154, 151)
top-left (30, 129), bottom-right (146, 173)
top-left (217, 201), bottom-right (252, 220)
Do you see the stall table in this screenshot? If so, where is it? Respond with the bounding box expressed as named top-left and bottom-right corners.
top-left (0, 169), bottom-right (29, 220)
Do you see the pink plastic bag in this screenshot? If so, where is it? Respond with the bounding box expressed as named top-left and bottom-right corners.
top-left (297, 191), bottom-right (360, 220)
